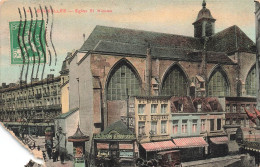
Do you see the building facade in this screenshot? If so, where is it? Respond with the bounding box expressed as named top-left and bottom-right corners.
top-left (0, 75), bottom-right (61, 135)
top-left (134, 96), bottom-right (171, 143)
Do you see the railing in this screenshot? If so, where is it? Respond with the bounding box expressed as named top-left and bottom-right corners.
top-left (28, 95), bottom-right (34, 99)
top-left (43, 92), bottom-right (50, 97)
top-left (243, 141), bottom-right (260, 150)
top-left (35, 94), bottom-right (42, 99)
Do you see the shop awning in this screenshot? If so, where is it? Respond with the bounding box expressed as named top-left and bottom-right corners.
top-left (173, 137), bottom-right (208, 148)
top-left (210, 136), bottom-right (229, 144)
top-left (141, 140), bottom-right (177, 152)
top-left (97, 143), bottom-right (109, 149)
top-left (119, 143), bottom-right (133, 150)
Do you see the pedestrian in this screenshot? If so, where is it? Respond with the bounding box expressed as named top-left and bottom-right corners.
top-left (60, 152), bottom-right (65, 164)
top-left (43, 151), bottom-right (46, 161)
top-left (47, 147), bottom-right (52, 159)
top-left (55, 149), bottom-right (59, 161)
top-left (52, 150), bottom-right (56, 162)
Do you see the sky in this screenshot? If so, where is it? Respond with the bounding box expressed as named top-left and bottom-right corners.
top-left (0, 0), bottom-right (257, 84)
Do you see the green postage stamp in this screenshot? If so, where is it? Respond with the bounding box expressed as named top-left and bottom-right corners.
top-left (9, 20), bottom-right (46, 64)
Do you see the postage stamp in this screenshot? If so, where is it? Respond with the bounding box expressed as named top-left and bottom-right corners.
top-left (9, 20), bottom-right (46, 64)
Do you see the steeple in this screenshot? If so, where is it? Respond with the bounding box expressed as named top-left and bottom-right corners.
top-left (193, 0), bottom-right (216, 38)
top-left (202, 0), bottom-right (206, 8)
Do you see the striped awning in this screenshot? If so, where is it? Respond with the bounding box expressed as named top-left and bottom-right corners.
top-left (97, 143), bottom-right (109, 149)
top-left (173, 137), bottom-right (208, 148)
top-left (119, 143), bottom-right (133, 150)
top-left (141, 140), bottom-right (177, 152)
top-left (210, 136), bottom-right (229, 144)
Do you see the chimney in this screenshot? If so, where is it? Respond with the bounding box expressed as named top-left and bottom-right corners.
top-left (9, 83), bottom-right (16, 87)
top-left (32, 78), bottom-right (39, 82)
top-left (2, 83), bottom-right (6, 88)
top-left (47, 74), bottom-right (54, 80)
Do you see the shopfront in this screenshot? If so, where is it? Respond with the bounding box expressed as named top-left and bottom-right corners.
top-left (94, 121), bottom-right (137, 167)
top-left (173, 137), bottom-right (208, 162)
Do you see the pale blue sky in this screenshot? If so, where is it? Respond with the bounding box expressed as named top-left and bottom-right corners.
top-left (0, 0), bottom-right (256, 83)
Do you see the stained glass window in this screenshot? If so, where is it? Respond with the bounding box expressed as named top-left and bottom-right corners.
top-left (162, 66), bottom-right (187, 96)
top-left (208, 70), bottom-right (229, 97)
top-left (246, 67), bottom-right (256, 96)
top-left (107, 63), bottom-right (140, 100)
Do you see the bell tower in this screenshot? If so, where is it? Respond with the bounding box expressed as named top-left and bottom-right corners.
top-left (193, 0), bottom-right (216, 38)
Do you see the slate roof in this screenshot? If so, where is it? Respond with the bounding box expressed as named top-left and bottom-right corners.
top-left (207, 25), bottom-right (255, 54)
top-left (100, 120), bottom-right (133, 135)
top-left (80, 25), bottom-right (202, 51)
top-left (78, 25), bottom-right (254, 64)
top-left (170, 96), bottom-right (196, 113)
top-left (55, 107), bottom-right (79, 119)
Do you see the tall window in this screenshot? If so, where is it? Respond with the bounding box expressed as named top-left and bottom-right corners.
top-left (217, 119), bottom-right (221, 130)
top-left (162, 65), bottom-right (187, 96)
top-left (182, 120), bottom-right (188, 133)
top-left (246, 67), bottom-right (256, 96)
top-left (232, 104), bottom-right (237, 113)
top-left (201, 119), bottom-right (206, 132)
top-left (205, 22), bottom-right (213, 36)
top-left (172, 120), bottom-right (179, 134)
top-left (151, 122), bottom-right (157, 135)
top-left (161, 121), bottom-right (167, 134)
top-left (208, 70), bottom-right (229, 97)
top-left (107, 62), bottom-right (140, 100)
top-left (226, 104), bottom-right (230, 112)
top-left (151, 104), bottom-right (158, 114)
top-left (240, 104), bottom-right (245, 113)
top-left (138, 122), bottom-right (145, 135)
top-left (192, 120), bottom-right (198, 133)
top-left (210, 119), bottom-right (215, 131)
top-left (138, 104), bottom-right (145, 114)
top-left (161, 104), bottom-right (167, 114)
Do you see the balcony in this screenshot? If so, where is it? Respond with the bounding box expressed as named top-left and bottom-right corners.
top-left (52, 91), bottom-right (57, 96)
top-left (46, 104), bottom-right (61, 110)
top-left (28, 95), bottom-right (34, 99)
top-left (43, 92), bottom-right (50, 97)
top-left (35, 94), bottom-right (42, 99)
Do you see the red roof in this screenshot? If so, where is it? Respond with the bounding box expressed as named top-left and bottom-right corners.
top-left (173, 137), bottom-right (208, 148)
top-left (210, 136), bottom-right (228, 144)
top-left (141, 140), bottom-right (177, 152)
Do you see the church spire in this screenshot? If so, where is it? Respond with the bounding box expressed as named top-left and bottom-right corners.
top-left (202, 0), bottom-right (206, 8)
top-left (193, 0), bottom-right (216, 38)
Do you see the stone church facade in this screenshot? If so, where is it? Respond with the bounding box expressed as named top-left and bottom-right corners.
top-left (67, 1), bottom-right (256, 153)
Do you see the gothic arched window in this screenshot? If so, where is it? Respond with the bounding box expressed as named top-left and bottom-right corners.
top-left (161, 65), bottom-right (188, 96)
top-left (246, 66), bottom-right (256, 96)
top-left (107, 61), bottom-right (141, 100)
top-left (208, 69), bottom-right (229, 97)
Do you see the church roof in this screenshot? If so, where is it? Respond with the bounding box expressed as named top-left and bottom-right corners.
top-left (207, 25), bottom-right (255, 54)
top-left (78, 24), bottom-right (254, 64)
top-left (80, 25), bottom-right (202, 51)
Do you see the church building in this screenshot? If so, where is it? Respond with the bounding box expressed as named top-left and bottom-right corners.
top-left (67, 0), bottom-right (256, 156)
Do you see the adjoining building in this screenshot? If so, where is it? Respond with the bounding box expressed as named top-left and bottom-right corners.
top-left (0, 75), bottom-right (61, 136)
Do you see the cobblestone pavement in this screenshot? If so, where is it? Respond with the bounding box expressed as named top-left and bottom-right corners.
top-left (29, 135), bottom-right (73, 167)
